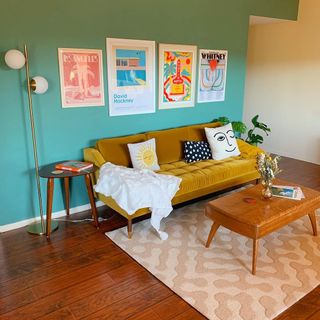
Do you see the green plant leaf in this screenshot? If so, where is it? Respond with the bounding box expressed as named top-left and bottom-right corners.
top-left (212, 116), bottom-right (230, 125)
top-left (251, 115), bottom-right (259, 126)
top-left (232, 121), bottom-right (247, 134)
top-left (247, 129), bottom-right (254, 137)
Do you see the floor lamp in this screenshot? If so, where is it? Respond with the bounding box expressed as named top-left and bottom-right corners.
top-left (5, 45), bottom-right (58, 236)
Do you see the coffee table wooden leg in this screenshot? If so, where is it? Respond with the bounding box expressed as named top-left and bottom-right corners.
top-left (205, 222), bottom-right (220, 248)
top-left (252, 239), bottom-right (259, 275)
top-left (46, 178), bottom-right (54, 239)
top-left (64, 177), bottom-right (70, 216)
top-left (84, 174), bottom-right (99, 229)
top-left (308, 212), bottom-right (318, 236)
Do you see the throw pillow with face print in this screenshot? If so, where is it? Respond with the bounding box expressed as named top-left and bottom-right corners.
top-left (205, 123), bottom-right (240, 160)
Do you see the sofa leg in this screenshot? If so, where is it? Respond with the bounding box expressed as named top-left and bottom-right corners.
top-left (127, 219), bottom-right (132, 239)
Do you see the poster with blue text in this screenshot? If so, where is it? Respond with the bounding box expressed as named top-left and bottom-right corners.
top-left (106, 38), bottom-right (155, 116)
top-left (197, 49), bottom-right (228, 103)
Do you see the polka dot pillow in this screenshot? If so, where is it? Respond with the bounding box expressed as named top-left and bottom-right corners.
top-left (184, 141), bottom-right (212, 163)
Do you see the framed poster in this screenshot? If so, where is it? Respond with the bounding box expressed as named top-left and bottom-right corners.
top-left (106, 38), bottom-right (156, 116)
top-left (197, 49), bottom-right (228, 103)
top-left (58, 48), bottom-right (105, 108)
top-left (158, 44), bottom-right (197, 109)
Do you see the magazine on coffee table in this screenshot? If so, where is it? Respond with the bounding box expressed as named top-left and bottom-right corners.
top-left (271, 185), bottom-right (305, 200)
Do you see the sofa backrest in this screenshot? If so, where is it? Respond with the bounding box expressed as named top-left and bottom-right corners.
top-left (96, 133), bottom-right (147, 167)
top-left (188, 122), bottom-right (221, 141)
top-left (96, 121), bottom-right (221, 166)
top-left (146, 127), bottom-right (189, 164)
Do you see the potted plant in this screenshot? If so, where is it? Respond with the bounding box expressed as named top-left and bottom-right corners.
top-left (212, 115), bottom-right (271, 146)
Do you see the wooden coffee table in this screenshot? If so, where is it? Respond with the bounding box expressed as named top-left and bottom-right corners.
top-left (205, 179), bottom-right (320, 275)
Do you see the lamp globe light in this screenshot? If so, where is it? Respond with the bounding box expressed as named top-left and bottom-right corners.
top-left (5, 49), bottom-right (26, 69)
top-left (31, 76), bottom-right (48, 94)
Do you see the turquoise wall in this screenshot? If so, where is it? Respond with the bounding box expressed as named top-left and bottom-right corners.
top-left (0, 0), bottom-right (299, 226)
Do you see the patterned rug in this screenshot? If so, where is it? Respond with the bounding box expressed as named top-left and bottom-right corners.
top-left (106, 194), bottom-right (320, 320)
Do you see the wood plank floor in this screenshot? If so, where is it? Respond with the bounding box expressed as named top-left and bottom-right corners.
top-left (0, 156), bottom-right (319, 319)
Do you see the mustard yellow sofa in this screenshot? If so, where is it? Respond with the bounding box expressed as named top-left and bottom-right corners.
top-left (84, 122), bottom-right (263, 238)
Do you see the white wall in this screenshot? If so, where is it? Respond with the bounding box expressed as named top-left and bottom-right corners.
top-left (244, 0), bottom-right (320, 165)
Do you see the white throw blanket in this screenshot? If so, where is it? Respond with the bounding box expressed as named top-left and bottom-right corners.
top-left (94, 162), bottom-right (182, 240)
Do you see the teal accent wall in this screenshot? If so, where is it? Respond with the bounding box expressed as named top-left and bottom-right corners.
top-left (0, 0), bottom-right (299, 226)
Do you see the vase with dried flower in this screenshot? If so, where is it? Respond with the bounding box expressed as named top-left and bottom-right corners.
top-left (256, 153), bottom-right (281, 199)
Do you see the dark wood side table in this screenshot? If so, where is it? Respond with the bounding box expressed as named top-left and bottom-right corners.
top-left (39, 162), bottom-right (99, 238)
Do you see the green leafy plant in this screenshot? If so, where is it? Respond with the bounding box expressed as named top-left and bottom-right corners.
top-left (245, 115), bottom-right (271, 146)
top-left (212, 116), bottom-right (247, 137)
top-left (212, 115), bottom-right (271, 146)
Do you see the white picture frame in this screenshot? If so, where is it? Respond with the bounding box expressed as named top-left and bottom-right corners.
top-left (106, 38), bottom-right (156, 116)
top-left (197, 49), bottom-right (228, 103)
top-left (158, 43), bottom-right (197, 110)
top-left (58, 48), bottom-right (105, 108)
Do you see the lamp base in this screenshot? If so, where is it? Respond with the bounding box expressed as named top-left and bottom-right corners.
top-left (27, 220), bottom-right (59, 235)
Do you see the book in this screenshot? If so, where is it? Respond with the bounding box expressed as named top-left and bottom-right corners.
top-left (271, 185), bottom-right (305, 200)
top-left (55, 160), bottom-right (93, 172)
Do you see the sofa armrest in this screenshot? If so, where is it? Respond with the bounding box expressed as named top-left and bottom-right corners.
top-left (237, 139), bottom-right (265, 159)
top-left (83, 147), bottom-right (106, 167)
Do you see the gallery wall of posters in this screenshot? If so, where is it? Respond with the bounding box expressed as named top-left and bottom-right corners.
top-left (58, 48), bottom-right (105, 108)
top-left (106, 38), bottom-right (156, 116)
top-left (158, 44), bottom-right (197, 109)
top-left (197, 49), bottom-right (228, 103)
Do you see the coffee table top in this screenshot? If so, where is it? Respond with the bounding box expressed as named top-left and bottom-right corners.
top-left (206, 179), bottom-right (320, 226)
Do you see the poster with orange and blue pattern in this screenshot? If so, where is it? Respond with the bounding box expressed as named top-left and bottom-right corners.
top-left (159, 44), bottom-right (197, 109)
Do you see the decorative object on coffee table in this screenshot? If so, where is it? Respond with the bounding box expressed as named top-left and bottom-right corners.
top-left (256, 152), bottom-right (281, 199)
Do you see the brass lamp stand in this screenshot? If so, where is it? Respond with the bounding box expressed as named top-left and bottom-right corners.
top-left (5, 45), bottom-right (58, 236)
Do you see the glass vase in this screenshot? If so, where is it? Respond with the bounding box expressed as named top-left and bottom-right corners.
top-left (261, 179), bottom-right (273, 199)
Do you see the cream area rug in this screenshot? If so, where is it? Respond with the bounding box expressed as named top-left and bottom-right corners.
top-left (106, 195), bottom-right (320, 320)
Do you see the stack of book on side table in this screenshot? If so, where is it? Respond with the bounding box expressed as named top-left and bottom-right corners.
top-left (55, 160), bottom-right (93, 172)
top-left (271, 185), bottom-right (305, 200)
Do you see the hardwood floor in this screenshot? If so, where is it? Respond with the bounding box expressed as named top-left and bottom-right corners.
top-left (0, 156), bottom-right (319, 319)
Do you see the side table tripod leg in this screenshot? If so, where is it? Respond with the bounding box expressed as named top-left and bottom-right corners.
top-left (64, 177), bottom-right (70, 216)
top-left (46, 178), bottom-right (54, 239)
top-left (84, 174), bottom-right (99, 229)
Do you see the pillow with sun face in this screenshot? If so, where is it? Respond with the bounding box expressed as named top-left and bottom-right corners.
top-left (127, 138), bottom-right (160, 171)
top-left (205, 123), bottom-right (240, 160)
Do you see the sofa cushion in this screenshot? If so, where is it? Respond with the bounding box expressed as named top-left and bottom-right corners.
top-left (237, 139), bottom-right (265, 158)
top-left (184, 141), bottom-right (212, 163)
top-left (96, 133), bottom-right (146, 167)
top-left (146, 127), bottom-right (189, 164)
top-left (127, 138), bottom-right (160, 171)
top-left (159, 157), bottom-right (256, 195)
top-left (205, 123), bottom-right (240, 160)
top-left (188, 122), bottom-right (220, 141)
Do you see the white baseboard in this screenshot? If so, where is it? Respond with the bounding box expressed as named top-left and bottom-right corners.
top-left (0, 201), bottom-right (105, 233)
top-left (2, 203), bottom-right (318, 234)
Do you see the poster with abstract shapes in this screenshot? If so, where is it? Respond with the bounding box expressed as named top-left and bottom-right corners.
top-left (159, 44), bottom-right (197, 109)
top-left (197, 49), bottom-right (228, 103)
top-left (58, 48), bottom-right (105, 108)
top-left (106, 38), bottom-right (156, 116)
